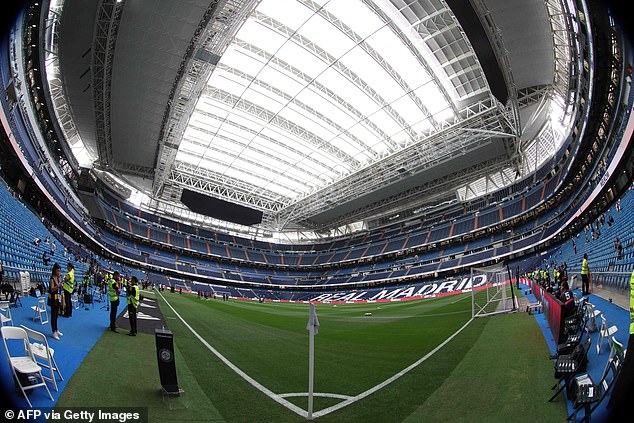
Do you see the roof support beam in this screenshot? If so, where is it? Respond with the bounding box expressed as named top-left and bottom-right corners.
top-left (152, 0), bottom-right (260, 196)
top-left (252, 10), bottom-right (418, 145)
top-left (189, 106), bottom-right (335, 179)
top-left (214, 63), bottom-right (378, 160)
top-left (202, 86), bottom-right (361, 168)
top-left (303, 156), bottom-right (514, 230)
top-left (297, 0), bottom-right (441, 132)
top-left (273, 99), bottom-right (517, 227)
top-left (232, 39), bottom-right (395, 149)
top-left (362, 0), bottom-right (459, 114)
top-left (170, 161), bottom-right (287, 211)
top-left (92, 0), bottom-right (125, 166)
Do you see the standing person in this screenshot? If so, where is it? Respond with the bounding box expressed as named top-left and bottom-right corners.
top-left (49, 263), bottom-right (63, 340)
top-left (126, 276), bottom-right (139, 336)
top-left (62, 263), bottom-right (75, 317)
top-left (108, 272), bottom-right (121, 333)
top-left (581, 253), bottom-right (590, 296)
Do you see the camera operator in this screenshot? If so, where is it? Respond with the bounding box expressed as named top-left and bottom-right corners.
top-left (108, 272), bottom-right (121, 333)
top-left (126, 276), bottom-right (140, 336)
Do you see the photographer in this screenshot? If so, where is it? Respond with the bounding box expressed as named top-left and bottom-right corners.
top-left (108, 272), bottom-right (121, 333)
top-left (126, 276), bottom-right (140, 336)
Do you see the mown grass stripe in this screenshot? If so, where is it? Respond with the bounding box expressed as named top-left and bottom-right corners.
top-left (158, 289), bottom-right (309, 418)
top-left (312, 317), bottom-right (474, 418)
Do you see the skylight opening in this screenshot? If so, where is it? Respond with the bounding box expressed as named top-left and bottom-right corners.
top-left (174, 0), bottom-right (489, 206)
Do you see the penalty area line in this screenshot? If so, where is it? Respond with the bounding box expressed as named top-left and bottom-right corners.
top-left (157, 291), bottom-right (308, 418)
top-left (312, 317), bottom-right (474, 419)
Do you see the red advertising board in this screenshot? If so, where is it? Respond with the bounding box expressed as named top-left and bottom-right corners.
top-left (529, 280), bottom-right (564, 344)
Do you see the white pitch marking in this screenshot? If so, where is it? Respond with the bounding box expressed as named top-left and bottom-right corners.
top-left (279, 392), bottom-right (352, 400)
top-left (158, 291), bottom-right (308, 418)
top-left (159, 290), bottom-right (472, 420)
top-left (450, 294), bottom-right (471, 304)
top-left (122, 311), bottom-right (160, 321)
top-left (312, 318), bottom-right (474, 419)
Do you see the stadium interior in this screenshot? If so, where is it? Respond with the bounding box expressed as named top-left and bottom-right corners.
top-left (0, 0), bottom-right (633, 421)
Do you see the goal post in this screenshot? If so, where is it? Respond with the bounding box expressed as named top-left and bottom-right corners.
top-left (471, 263), bottom-right (518, 318)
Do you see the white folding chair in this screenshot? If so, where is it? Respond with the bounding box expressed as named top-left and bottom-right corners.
top-left (20, 325), bottom-right (63, 391)
top-left (596, 315), bottom-right (618, 355)
top-left (1, 326), bottom-right (53, 407)
top-left (0, 300), bottom-right (13, 326)
top-left (568, 336), bottom-right (624, 422)
top-left (31, 297), bottom-right (49, 325)
top-left (585, 303), bottom-right (601, 332)
top-left (602, 337), bottom-right (624, 377)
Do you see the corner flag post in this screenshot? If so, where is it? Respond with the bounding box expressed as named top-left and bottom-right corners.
top-left (307, 303), bottom-right (319, 420)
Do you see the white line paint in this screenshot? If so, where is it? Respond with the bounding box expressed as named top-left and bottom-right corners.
top-left (450, 294), bottom-right (471, 304)
top-left (279, 392), bottom-right (352, 400)
top-left (312, 318), bottom-right (474, 419)
top-left (159, 290), bottom-right (473, 420)
top-left (340, 310), bottom-right (470, 320)
top-left (158, 291), bottom-right (309, 418)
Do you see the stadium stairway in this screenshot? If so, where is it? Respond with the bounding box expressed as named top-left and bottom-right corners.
top-left (520, 282), bottom-right (630, 422)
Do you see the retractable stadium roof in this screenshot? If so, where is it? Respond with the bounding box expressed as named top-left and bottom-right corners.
top-left (48, 0), bottom-right (573, 232)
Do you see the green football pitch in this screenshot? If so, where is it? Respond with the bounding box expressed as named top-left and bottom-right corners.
top-left (57, 290), bottom-right (567, 422)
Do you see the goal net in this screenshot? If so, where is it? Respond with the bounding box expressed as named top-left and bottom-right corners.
top-left (471, 264), bottom-right (518, 318)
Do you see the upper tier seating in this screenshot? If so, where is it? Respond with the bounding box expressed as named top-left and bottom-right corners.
top-left (0, 182), bottom-right (89, 284)
top-left (552, 187), bottom-right (634, 290)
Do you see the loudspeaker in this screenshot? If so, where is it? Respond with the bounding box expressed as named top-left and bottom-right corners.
top-left (155, 328), bottom-right (179, 395)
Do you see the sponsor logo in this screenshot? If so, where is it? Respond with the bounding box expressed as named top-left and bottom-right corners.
top-left (309, 275), bottom-right (488, 302)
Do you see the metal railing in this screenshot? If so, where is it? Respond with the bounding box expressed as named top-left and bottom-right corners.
top-left (587, 271), bottom-right (632, 291)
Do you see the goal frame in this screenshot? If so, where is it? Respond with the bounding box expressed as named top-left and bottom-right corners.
top-left (471, 264), bottom-right (518, 318)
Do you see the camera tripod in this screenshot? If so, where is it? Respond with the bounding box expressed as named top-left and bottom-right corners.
top-left (95, 287), bottom-right (109, 310)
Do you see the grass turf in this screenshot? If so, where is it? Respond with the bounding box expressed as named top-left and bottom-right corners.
top-left (56, 290), bottom-right (566, 422)
top-left (402, 312), bottom-right (567, 422)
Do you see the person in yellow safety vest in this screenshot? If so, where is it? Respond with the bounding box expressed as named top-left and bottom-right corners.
top-left (553, 268), bottom-right (559, 285)
top-left (62, 262), bottom-right (75, 317)
top-left (109, 272), bottom-right (121, 333)
top-left (126, 276), bottom-right (140, 336)
top-left (581, 253), bottom-right (590, 296)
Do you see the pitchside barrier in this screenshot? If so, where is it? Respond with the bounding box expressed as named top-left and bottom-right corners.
top-left (188, 275), bottom-right (513, 305)
top-left (529, 280), bottom-right (564, 344)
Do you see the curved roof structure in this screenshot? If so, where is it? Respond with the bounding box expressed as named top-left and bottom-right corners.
top-left (48, 0), bottom-right (574, 232)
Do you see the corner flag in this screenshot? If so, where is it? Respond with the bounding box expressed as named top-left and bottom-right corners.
top-left (306, 303), bottom-right (320, 334)
top-left (307, 303), bottom-right (319, 419)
